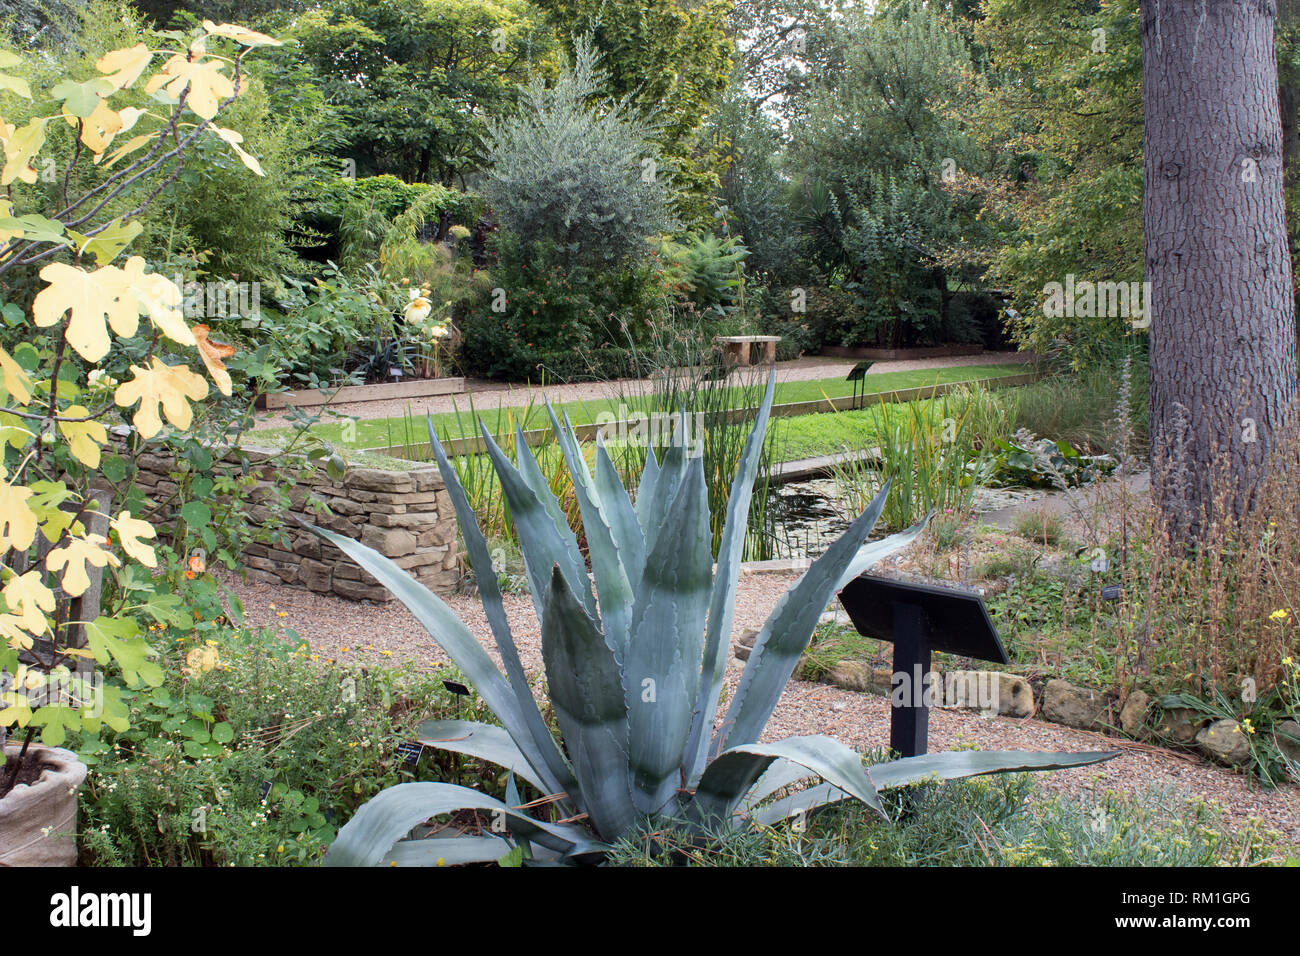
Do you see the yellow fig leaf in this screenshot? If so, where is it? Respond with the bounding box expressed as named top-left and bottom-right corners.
top-left (96, 44), bottom-right (152, 90)
top-left (32, 260), bottom-right (142, 362)
top-left (114, 358), bottom-right (208, 439)
top-left (122, 256), bottom-right (192, 346)
top-left (45, 533), bottom-right (120, 598)
top-left (0, 614), bottom-right (35, 652)
top-left (111, 511), bottom-right (157, 568)
top-left (77, 99), bottom-right (125, 154)
top-left (202, 21), bottom-right (282, 47)
top-left (0, 117), bottom-right (46, 186)
top-left (0, 346), bottom-right (32, 405)
top-left (0, 199), bottom-right (18, 245)
top-left (2, 569), bottom-right (54, 635)
top-left (211, 125), bottom-right (263, 176)
top-left (97, 131), bottom-right (157, 169)
top-left (57, 406), bottom-right (107, 467)
top-left (144, 54), bottom-right (235, 120)
top-left (0, 483), bottom-right (37, 553)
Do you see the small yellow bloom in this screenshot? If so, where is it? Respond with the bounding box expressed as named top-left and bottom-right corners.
top-left (1270, 609), bottom-right (1291, 622)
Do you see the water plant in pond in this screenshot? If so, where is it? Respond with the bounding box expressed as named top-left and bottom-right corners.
top-left (308, 373), bottom-right (1116, 866)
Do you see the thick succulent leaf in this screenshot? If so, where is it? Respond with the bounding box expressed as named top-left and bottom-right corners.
top-left (623, 455), bottom-right (712, 815)
top-left (752, 749), bottom-right (1122, 827)
top-left (426, 420), bottom-right (575, 798)
top-left (741, 757), bottom-right (818, 810)
top-left (834, 517), bottom-right (928, 591)
top-left (546, 407), bottom-right (635, 655)
top-left (717, 482), bottom-right (891, 753)
top-left (479, 422), bottom-right (595, 619)
top-left (634, 444), bottom-right (661, 535)
top-left (684, 371), bottom-right (775, 785)
top-left (541, 565), bottom-right (638, 841)
top-left (593, 434), bottom-right (645, 589)
top-left (417, 719), bottom-right (553, 794)
top-left (306, 524), bottom-right (535, 766)
top-left (639, 436), bottom-right (689, 553)
top-left (868, 749), bottom-right (1120, 790)
top-left (323, 782), bottom-right (601, 867)
top-left (381, 835), bottom-right (513, 867)
top-left (690, 735), bottom-right (883, 828)
top-left (751, 781), bottom-right (848, 827)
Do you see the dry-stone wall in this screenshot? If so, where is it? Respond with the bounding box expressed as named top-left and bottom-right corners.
top-left (134, 447), bottom-right (462, 601)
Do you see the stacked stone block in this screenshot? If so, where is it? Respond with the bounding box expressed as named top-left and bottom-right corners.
top-left (133, 448), bottom-right (463, 601)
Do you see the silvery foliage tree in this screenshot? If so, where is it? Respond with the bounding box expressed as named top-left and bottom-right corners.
top-left (476, 36), bottom-right (678, 270)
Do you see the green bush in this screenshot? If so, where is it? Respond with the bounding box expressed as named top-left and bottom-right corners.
top-left (73, 623), bottom-right (492, 866)
top-left (458, 233), bottom-right (667, 381)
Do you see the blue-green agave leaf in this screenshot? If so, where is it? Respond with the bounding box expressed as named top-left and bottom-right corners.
top-left (684, 371), bottom-right (775, 785)
top-left (426, 420), bottom-right (576, 797)
top-left (639, 431), bottom-right (689, 552)
top-left (624, 455), bottom-right (712, 815)
top-left (717, 482), bottom-right (891, 753)
top-left (541, 565), bottom-right (638, 841)
top-left (834, 517), bottom-right (929, 591)
top-left (751, 749), bottom-right (1121, 827)
top-left (381, 835), bottom-right (513, 867)
top-left (741, 757), bottom-right (819, 810)
top-left (479, 422), bottom-right (596, 619)
top-left (593, 434), bottom-right (646, 590)
top-left (417, 719), bottom-right (553, 795)
top-left (634, 443), bottom-right (661, 536)
top-left (546, 406), bottom-right (635, 655)
top-left (868, 749), bottom-right (1121, 790)
top-left (324, 782), bottom-right (601, 867)
top-left (691, 735), bottom-right (884, 827)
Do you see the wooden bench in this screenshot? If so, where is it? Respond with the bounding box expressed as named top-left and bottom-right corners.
top-left (714, 335), bottom-right (781, 367)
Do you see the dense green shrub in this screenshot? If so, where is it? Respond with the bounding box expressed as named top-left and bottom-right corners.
top-left (74, 623), bottom-right (491, 866)
top-left (476, 37), bottom-right (677, 272)
top-left (458, 233), bottom-right (668, 381)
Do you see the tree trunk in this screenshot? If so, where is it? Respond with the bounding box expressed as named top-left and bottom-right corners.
top-left (1143, 0), bottom-right (1298, 537)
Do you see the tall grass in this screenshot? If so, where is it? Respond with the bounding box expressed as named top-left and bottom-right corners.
top-left (829, 386), bottom-right (997, 531)
top-left (606, 316), bottom-right (779, 560)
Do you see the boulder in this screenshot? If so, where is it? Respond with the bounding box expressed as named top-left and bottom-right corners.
top-left (1041, 678), bottom-right (1108, 729)
top-left (1195, 718), bottom-right (1252, 766)
top-left (1273, 719), bottom-right (1300, 765)
top-left (360, 526), bottom-right (417, 558)
top-left (944, 670), bottom-right (1034, 718)
top-left (1118, 689), bottom-right (1153, 736)
top-left (1156, 706), bottom-right (1208, 746)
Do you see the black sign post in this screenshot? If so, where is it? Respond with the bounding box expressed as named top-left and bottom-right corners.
top-left (838, 574), bottom-right (1008, 758)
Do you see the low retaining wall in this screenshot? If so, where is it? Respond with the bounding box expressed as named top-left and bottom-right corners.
top-left (820, 345), bottom-right (987, 361)
top-left (134, 448), bottom-right (463, 601)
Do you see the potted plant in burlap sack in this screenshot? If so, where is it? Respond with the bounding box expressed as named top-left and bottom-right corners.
top-left (0, 20), bottom-right (279, 863)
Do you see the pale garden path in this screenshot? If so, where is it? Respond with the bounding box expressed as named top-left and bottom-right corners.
top-left (226, 554), bottom-right (1300, 851)
top-left (254, 351), bottom-right (1037, 429)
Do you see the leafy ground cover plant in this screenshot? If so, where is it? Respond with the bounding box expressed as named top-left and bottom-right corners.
top-left (310, 373), bottom-right (1115, 866)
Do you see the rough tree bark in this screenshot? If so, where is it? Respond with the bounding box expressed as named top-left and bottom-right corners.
top-left (1143, 0), bottom-right (1298, 536)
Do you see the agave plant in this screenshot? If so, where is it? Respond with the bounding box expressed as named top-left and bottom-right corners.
top-left (310, 374), bottom-right (1115, 865)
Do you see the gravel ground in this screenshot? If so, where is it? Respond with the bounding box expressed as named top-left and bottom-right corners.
top-left (225, 560), bottom-right (1300, 850)
top-left (255, 351), bottom-right (1036, 429)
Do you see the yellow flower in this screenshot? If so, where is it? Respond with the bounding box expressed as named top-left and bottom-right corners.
top-left (1270, 609), bottom-right (1291, 622)
top-left (277, 611), bottom-right (288, 618)
top-left (380, 650), bottom-right (392, 657)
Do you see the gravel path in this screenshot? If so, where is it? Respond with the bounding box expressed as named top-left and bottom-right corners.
top-left (225, 561), bottom-right (1300, 849)
top-left (255, 351), bottom-right (1036, 429)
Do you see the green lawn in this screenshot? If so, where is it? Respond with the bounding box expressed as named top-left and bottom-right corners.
top-left (255, 362), bottom-right (1032, 455)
